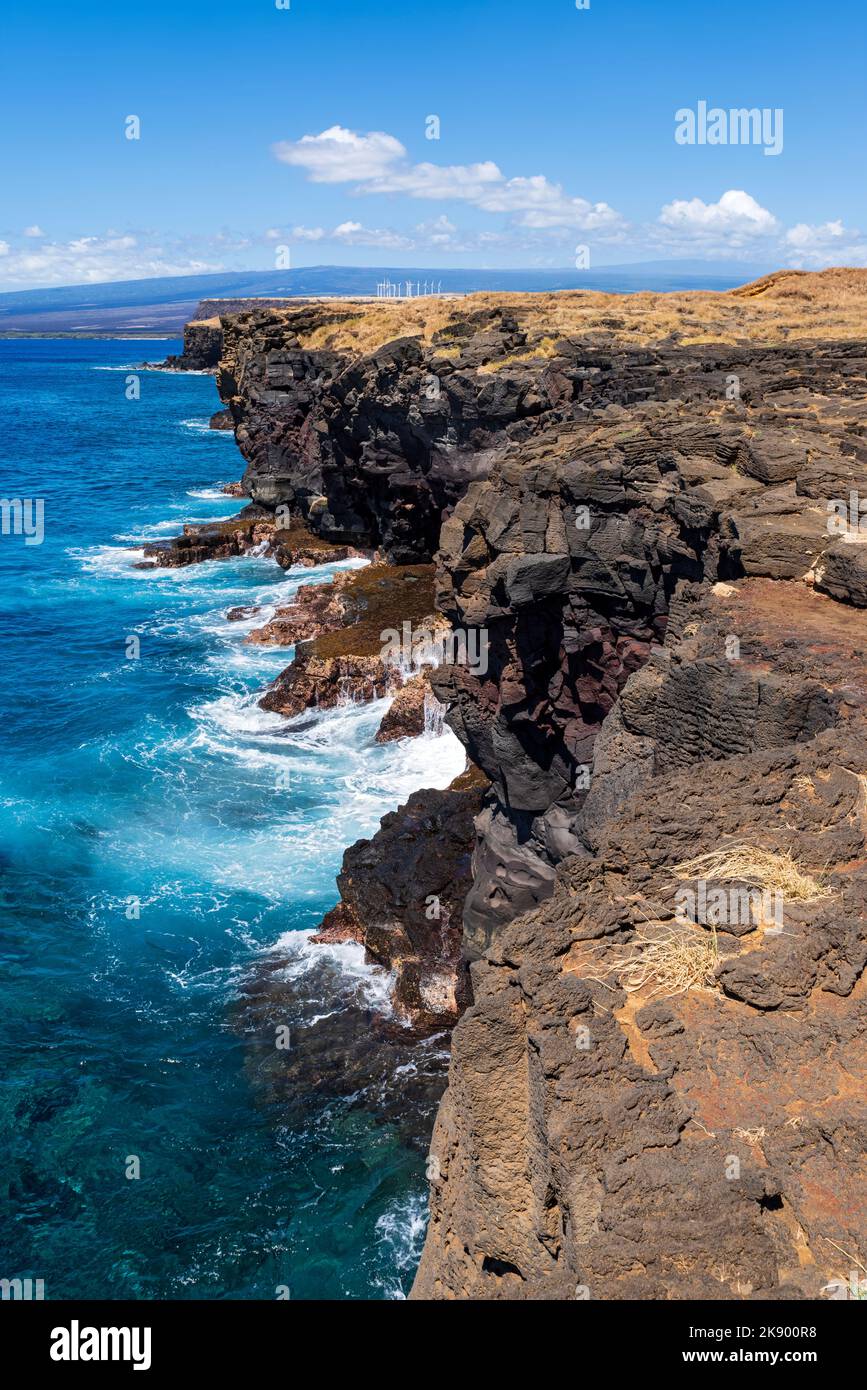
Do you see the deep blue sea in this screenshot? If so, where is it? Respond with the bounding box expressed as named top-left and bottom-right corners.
top-left (0, 339), bottom-right (464, 1299)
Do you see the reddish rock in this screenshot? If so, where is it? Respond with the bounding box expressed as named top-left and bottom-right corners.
top-left (312, 767), bottom-right (489, 1032)
top-left (310, 900), bottom-right (365, 945)
top-left (412, 580), bottom-right (867, 1300)
top-left (259, 652), bottom-right (400, 719)
top-left (246, 573), bottom-right (353, 647)
top-left (375, 674), bottom-right (433, 743)
top-left (225, 604), bottom-right (262, 622)
top-left (139, 516), bottom-right (272, 568)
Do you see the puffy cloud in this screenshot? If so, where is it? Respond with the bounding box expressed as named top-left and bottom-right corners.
top-left (0, 233), bottom-right (223, 288)
top-left (292, 220), bottom-right (423, 250)
top-left (331, 221), bottom-right (414, 249)
top-left (23, 225), bottom-right (45, 238)
top-left (785, 219), bottom-right (845, 249)
top-left (273, 126), bottom-right (407, 182)
top-left (784, 219), bottom-right (867, 268)
top-left (273, 125), bottom-right (626, 234)
top-left (362, 159), bottom-right (503, 200)
top-left (659, 189), bottom-right (778, 237)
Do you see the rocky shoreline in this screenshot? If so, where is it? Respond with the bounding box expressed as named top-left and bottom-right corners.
top-left (159, 269), bottom-right (867, 1300)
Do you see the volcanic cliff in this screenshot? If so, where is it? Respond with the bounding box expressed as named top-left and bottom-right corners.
top-left (207, 269), bottom-right (867, 1299)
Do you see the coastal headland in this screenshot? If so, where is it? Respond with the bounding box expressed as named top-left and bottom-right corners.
top-left (153, 267), bottom-right (867, 1299)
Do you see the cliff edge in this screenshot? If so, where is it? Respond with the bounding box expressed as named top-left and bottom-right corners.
top-left (206, 269), bottom-right (867, 1299)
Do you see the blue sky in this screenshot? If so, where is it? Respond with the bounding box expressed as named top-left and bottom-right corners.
top-left (1, 0), bottom-right (865, 287)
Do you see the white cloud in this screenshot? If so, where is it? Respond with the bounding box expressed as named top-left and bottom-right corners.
top-left (273, 125), bottom-right (626, 234)
top-left (362, 159), bottom-right (502, 200)
top-left (0, 234), bottom-right (223, 289)
top-left (784, 219), bottom-right (867, 268)
top-left (23, 225), bottom-right (45, 238)
top-left (785, 219), bottom-right (845, 249)
top-left (273, 126), bottom-right (406, 182)
top-left (291, 225), bottom-right (326, 242)
top-left (652, 191), bottom-right (867, 265)
top-left (331, 221), bottom-right (414, 249)
top-left (659, 189), bottom-right (778, 238)
top-left (416, 214), bottom-right (459, 247)
top-left (0, 241), bottom-right (9, 257)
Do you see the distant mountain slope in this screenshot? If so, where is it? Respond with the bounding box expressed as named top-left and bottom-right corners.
top-left (0, 262), bottom-right (770, 336)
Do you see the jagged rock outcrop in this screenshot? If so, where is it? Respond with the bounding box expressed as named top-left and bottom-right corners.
top-left (313, 769), bottom-right (488, 1030)
top-left (138, 515), bottom-right (360, 570)
top-left (374, 673), bottom-right (433, 743)
top-left (246, 568), bottom-right (367, 647)
top-left (432, 376), bottom-right (867, 951)
top-left (260, 650), bottom-right (401, 718)
top-left (210, 282), bottom-right (867, 956)
top-left (256, 562), bottom-right (438, 715)
top-left (212, 272), bottom-right (867, 563)
top-left (412, 579), bottom-right (867, 1299)
top-left (159, 317), bottom-right (223, 371)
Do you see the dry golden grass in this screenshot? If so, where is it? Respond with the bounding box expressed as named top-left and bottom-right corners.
top-left (477, 337), bottom-right (560, 373)
top-left (229, 268), bottom-right (867, 357)
top-left (588, 922), bottom-right (720, 999)
top-left (673, 843), bottom-right (830, 901)
top-left (733, 1126), bottom-right (767, 1145)
top-left (821, 1239), bottom-right (867, 1298)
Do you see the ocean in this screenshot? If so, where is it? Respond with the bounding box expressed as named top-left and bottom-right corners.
top-left (0, 339), bottom-right (465, 1299)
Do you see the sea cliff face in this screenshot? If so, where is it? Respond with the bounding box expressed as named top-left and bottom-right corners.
top-left (206, 270), bottom-right (867, 1298)
top-left (160, 316), bottom-right (224, 371)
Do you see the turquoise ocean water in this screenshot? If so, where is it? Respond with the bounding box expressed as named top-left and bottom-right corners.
top-left (0, 339), bottom-right (464, 1299)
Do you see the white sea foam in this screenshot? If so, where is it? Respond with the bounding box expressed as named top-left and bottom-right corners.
top-left (73, 544), bottom-right (147, 575)
top-left (73, 524), bottom-right (461, 1010)
top-left (112, 515), bottom-right (234, 543)
top-left (373, 1194), bottom-right (429, 1297)
top-left (180, 419), bottom-right (237, 436)
top-left (190, 690), bottom-right (287, 739)
top-left (180, 684), bottom-right (464, 905)
top-left (268, 932), bottom-right (396, 1016)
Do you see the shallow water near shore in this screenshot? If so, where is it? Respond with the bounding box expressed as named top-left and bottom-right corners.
top-left (0, 339), bottom-right (463, 1299)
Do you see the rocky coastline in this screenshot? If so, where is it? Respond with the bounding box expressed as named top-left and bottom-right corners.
top-left (159, 269), bottom-right (867, 1300)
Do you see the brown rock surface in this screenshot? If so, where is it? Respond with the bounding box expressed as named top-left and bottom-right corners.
top-left (138, 514), bottom-right (361, 570)
top-left (412, 580), bottom-right (867, 1299)
top-left (311, 766), bottom-right (489, 1031)
top-left (374, 674), bottom-right (435, 743)
top-left (257, 562), bottom-right (439, 716)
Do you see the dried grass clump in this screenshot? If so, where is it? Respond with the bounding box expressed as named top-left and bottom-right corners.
top-left (477, 337), bottom-right (560, 373)
top-left (673, 843), bottom-right (830, 902)
top-left (588, 922), bottom-right (720, 999)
